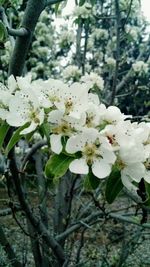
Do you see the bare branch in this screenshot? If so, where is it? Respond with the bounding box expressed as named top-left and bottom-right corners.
top-left (7, 27), bottom-right (29, 37)
top-left (0, 225), bottom-right (22, 267)
top-left (8, 0), bottom-right (46, 77)
top-left (110, 0), bottom-right (120, 105)
top-left (21, 140), bottom-right (47, 171)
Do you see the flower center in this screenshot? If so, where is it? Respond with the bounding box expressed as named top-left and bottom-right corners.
top-left (65, 98), bottom-right (73, 114)
top-left (30, 110), bottom-right (40, 124)
top-left (52, 122), bottom-right (72, 135)
top-left (86, 113), bottom-right (95, 127)
top-left (83, 142), bottom-right (100, 165)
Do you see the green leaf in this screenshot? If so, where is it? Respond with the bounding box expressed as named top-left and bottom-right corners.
top-left (84, 171), bottom-right (100, 190)
top-left (105, 167), bottom-right (123, 204)
top-left (0, 0), bottom-right (6, 5)
top-left (5, 123), bottom-right (30, 155)
top-left (0, 122), bottom-right (10, 150)
top-left (54, 0), bottom-right (67, 15)
top-left (144, 181), bottom-right (150, 206)
top-left (0, 21), bottom-right (7, 43)
top-left (45, 153), bottom-right (74, 180)
top-left (79, 0), bottom-right (86, 6)
top-left (39, 123), bottom-right (50, 144)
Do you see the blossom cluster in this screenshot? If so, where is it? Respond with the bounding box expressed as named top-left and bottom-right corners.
top-left (0, 76), bottom-right (149, 192)
top-left (73, 3), bottom-right (93, 19)
top-left (132, 61), bottom-right (149, 75)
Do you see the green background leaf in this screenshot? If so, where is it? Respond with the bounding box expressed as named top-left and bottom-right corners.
top-left (0, 122), bottom-right (10, 150)
top-left (84, 171), bottom-right (100, 190)
top-left (45, 153), bottom-right (74, 180)
top-left (105, 167), bottom-right (123, 204)
top-left (5, 123), bottom-right (30, 155)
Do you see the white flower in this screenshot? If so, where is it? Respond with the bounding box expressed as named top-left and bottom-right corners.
top-left (118, 143), bottom-right (146, 188)
top-left (66, 128), bottom-right (116, 178)
top-left (0, 85), bottom-right (13, 120)
top-left (55, 82), bottom-right (89, 119)
top-left (73, 3), bottom-right (92, 19)
top-left (6, 89), bottom-right (44, 134)
top-left (63, 65), bottom-right (81, 81)
top-left (48, 109), bottom-right (85, 154)
top-left (91, 29), bottom-right (108, 40)
top-left (32, 78), bottom-right (68, 109)
top-left (100, 106), bottom-right (131, 124)
top-left (81, 72), bottom-right (104, 91)
top-left (132, 61), bottom-right (148, 74)
top-left (105, 57), bottom-right (116, 68)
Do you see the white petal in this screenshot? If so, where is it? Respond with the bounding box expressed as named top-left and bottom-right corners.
top-left (124, 163), bottom-right (145, 182)
top-left (48, 110), bottom-right (64, 124)
top-left (101, 148), bottom-right (116, 164)
top-left (69, 158), bottom-right (89, 174)
top-left (8, 75), bottom-right (17, 93)
top-left (121, 172), bottom-right (137, 192)
top-left (50, 134), bottom-right (62, 154)
top-left (66, 135), bottom-right (85, 154)
top-left (92, 159), bottom-right (111, 179)
top-left (21, 121), bottom-right (37, 134)
top-left (6, 113), bottom-right (27, 126)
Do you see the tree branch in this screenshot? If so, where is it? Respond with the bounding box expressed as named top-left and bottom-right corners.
top-left (8, 154), bottom-right (66, 264)
top-left (7, 27), bottom-right (29, 37)
top-left (0, 225), bottom-right (22, 267)
top-left (8, 0), bottom-right (46, 76)
top-left (110, 0), bottom-right (120, 105)
top-left (21, 140), bottom-right (47, 171)
top-left (45, 0), bottom-right (65, 6)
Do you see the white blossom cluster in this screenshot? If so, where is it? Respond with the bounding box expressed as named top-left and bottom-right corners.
top-left (63, 65), bottom-right (82, 81)
top-left (91, 29), bottom-right (109, 41)
top-left (0, 76), bottom-right (149, 192)
top-left (81, 72), bottom-right (104, 91)
top-left (132, 61), bottom-right (149, 75)
top-left (73, 3), bottom-right (93, 19)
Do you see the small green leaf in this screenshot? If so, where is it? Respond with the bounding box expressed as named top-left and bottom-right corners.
top-left (144, 181), bottom-right (150, 206)
top-left (54, 3), bottom-right (61, 14)
top-left (39, 123), bottom-right (50, 144)
top-left (0, 122), bottom-right (10, 150)
top-left (45, 153), bottom-right (74, 180)
top-left (79, 0), bottom-right (86, 6)
top-left (0, 0), bottom-right (6, 5)
top-left (0, 21), bottom-right (7, 43)
top-left (84, 171), bottom-right (100, 190)
top-left (105, 167), bottom-right (123, 204)
top-left (5, 123), bottom-right (30, 155)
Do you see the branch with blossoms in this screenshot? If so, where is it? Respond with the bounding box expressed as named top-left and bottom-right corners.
top-left (0, 74), bottom-right (149, 203)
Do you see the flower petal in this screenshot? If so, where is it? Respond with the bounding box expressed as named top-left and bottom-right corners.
top-left (92, 159), bottom-right (111, 179)
top-left (21, 121), bottom-right (37, 134)
top-left (50, 134), bottom-right (62, 154)
top-left (69, 158), bottom-right (89, 174)
top-left (123, 163), bottom-right (145, 182)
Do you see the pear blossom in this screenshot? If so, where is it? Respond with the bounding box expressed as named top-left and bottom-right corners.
top-left (66, 128), bottom-right (116, 178)
top-left (81, 72), bottom-right (104, 91)
top-left (0, 83), bottom-right (13, 120)
top-left (48, 109), bottom-right (85, 154)
top-left (117, 143), bottom-right (146, 189)
top-left (132, 61), bottom-right (148, 74)
top-left (6, 89), bottom-right (44, 134)
top-left (63, 65), bottom-right (82, 81)
top-left (73, 3), bottom-right (92, 19)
